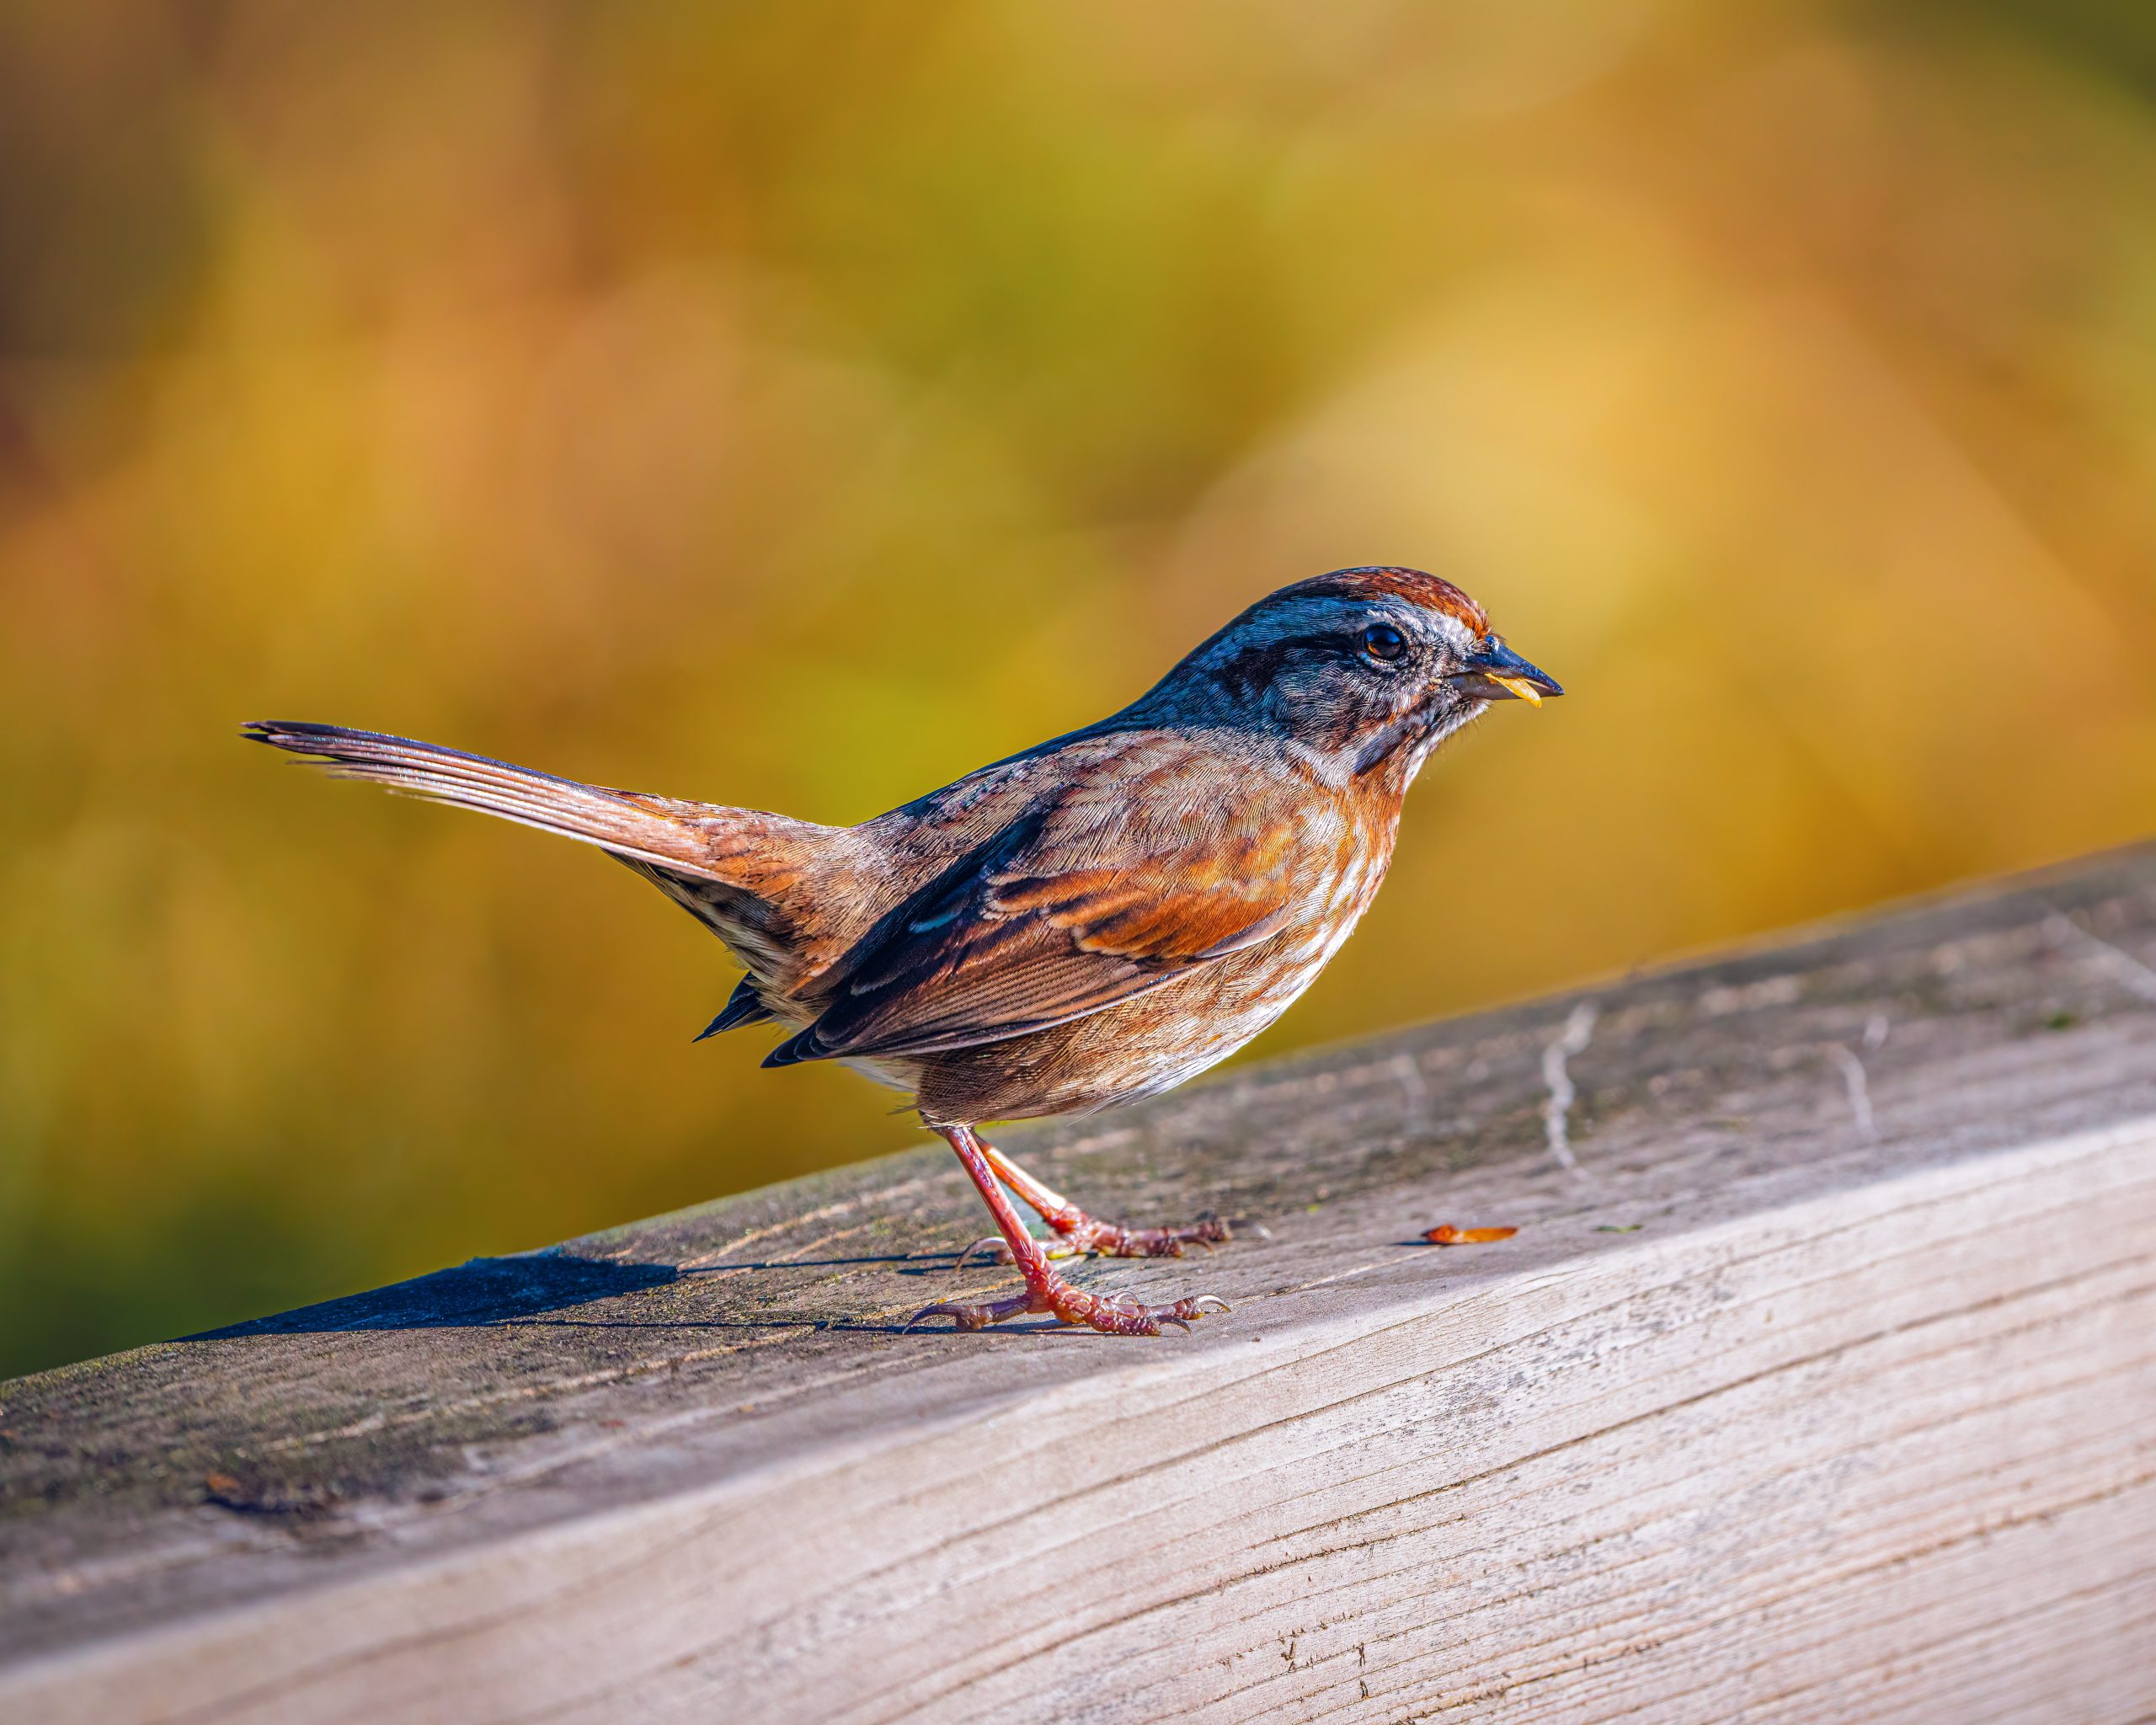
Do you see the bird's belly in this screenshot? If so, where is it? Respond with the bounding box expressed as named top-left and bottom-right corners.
top-left (1070, 979), bottom-right (1311, 1110)
top-left (1084, 893), bottom-right (1374, 1104)
top-left (911, 854), bottom-right (1385, 1126)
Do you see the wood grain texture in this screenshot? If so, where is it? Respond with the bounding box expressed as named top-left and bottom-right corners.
top-left (3, 846), bottom-right (2155, 1724)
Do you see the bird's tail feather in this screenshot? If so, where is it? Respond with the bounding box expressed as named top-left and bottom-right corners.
top-left (243, 720), bottom-right (729, 881)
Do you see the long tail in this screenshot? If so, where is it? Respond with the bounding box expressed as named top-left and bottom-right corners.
top-left (245, 720), bottom-right (858, 1015)
top-left (243, 720), bottom-right (734, 881)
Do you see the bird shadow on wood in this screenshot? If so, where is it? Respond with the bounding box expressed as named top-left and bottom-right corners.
top-left (189, 1252), bottom-right (688, 1337)
top-left (680, 1253), bottom-right (963, 1273)
top-left (188, 1249), bottom-right (1014, 1339)
top-left (497, 1314), bottom-right (1094, 1338)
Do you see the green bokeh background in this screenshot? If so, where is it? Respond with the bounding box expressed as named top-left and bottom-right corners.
top-left (4, 1), bottom-right (2154, 1378)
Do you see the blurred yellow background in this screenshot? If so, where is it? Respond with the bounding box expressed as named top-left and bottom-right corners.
top-left (3, 1), bottom-right (2153, 1378)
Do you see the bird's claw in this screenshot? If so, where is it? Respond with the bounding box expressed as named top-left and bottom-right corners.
top-left (905, 1279), bottom-right (1230, 1338)
top-left (1143, 1293), bottom-right (1232, 1334)
top-left (967, 1211), bottom-right (1236, 1263)
top-left (952, 1236), bottom-right (1004, 1269)
top-left (905, 1297), bottom-right (1013, 1333)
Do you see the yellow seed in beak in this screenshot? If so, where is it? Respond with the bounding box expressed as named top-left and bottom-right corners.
top-left (1490, 675), bottom-right (1543, 706)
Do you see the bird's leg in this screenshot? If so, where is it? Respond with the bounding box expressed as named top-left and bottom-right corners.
top-left (951, 1140), bottom-right (1232, 1264)
top-left (908, 1125), bottom-right (1228, 1338)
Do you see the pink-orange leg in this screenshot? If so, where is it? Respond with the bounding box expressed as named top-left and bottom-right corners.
top-left (951, 1141), bottom-right (1233, 1267)
top-left (907, 1125), bottom-right (1229, 1337)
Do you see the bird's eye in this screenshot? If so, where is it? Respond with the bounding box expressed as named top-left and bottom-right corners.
top-left (1361, 624), bottom-right (1407, 664)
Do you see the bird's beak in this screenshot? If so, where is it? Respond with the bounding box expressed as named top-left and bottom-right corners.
top-left (1451, 636), bottom-right (1563, 707)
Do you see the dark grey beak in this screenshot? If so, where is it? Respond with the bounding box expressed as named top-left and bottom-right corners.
top-left (1452, 636), bottom-right (1563, 705)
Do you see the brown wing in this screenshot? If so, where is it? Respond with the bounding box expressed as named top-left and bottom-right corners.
top-left (766, 750), bottom-right (1329, 1065)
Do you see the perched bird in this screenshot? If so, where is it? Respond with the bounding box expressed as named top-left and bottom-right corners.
top-left (248, 566), bottom-right (1560, 1336)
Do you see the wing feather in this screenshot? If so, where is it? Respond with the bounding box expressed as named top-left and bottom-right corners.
top-left (768, 748), bottom-right (1330, 1065)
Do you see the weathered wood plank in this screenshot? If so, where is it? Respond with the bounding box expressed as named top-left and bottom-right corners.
top-left (3, 846), bottom-right (2154, 1723)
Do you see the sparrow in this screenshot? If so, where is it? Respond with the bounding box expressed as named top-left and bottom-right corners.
top-left (247, 565), bottom-right (1561, 1337)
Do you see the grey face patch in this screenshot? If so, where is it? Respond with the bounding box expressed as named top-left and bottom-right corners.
top-left (1200, 597), bottom-right (1449, 680)
top-left (1128, 587), bottom-right (1485, 774)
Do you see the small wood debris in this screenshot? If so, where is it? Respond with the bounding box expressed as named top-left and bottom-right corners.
top-left (1422, 1225), bottom-right (1517, 1247)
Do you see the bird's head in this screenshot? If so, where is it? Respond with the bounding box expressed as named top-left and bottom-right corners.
top-left (1143, 566), bottom-right (1561, 783)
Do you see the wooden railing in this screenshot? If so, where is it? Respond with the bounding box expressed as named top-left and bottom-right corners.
top-left (3, 846), bottom-right (2153, 1724)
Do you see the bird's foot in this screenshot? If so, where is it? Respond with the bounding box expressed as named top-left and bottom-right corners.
top-left (905, 1272), bottom-right (1230, 1338)
top-left (955, 1210), bottom-right (1233, 1268)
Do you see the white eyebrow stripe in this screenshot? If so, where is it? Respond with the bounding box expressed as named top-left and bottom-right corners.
top-left (1430, 612), bottom-right (1476, 653)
